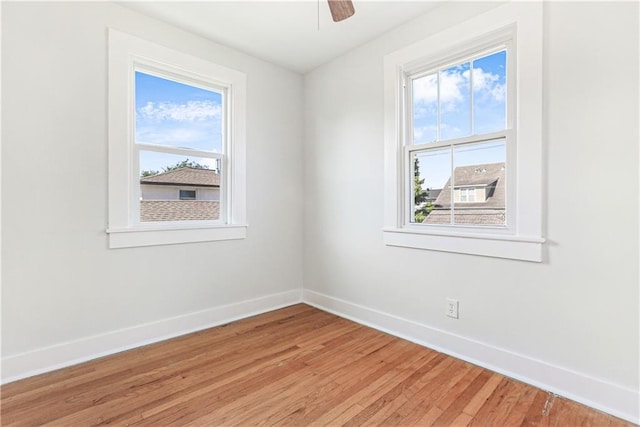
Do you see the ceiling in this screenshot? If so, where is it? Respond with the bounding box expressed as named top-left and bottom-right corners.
top-left (118, 1), bottom-right (444, 74)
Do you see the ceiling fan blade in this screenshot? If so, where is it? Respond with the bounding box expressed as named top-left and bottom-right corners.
top-left (327, 0), bottom-right (355, 22)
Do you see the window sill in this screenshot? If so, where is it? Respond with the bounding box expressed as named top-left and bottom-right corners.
top-left (107, 224), bottom-right (247, 249)
top-left (382, 228), bottom-right (544, 262)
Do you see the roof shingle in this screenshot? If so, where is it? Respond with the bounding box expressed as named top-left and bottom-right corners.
top-left (423, 162), bottom-right (506, 226)
top-left (423, 209), bottom-right (506, 225)
top-left (140, 167), bottom-right (220, 187)
top-left (140, 200), bottom-right (220, 222)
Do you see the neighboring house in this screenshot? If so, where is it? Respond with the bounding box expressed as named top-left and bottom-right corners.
top-left (424, 162), bottom-right (505, 225)
top-left (140, 167), bottom-right (220, 201)
top-left (423, 188), bottom-right (441, 204)
top-left (139, 167), bottom-right (220, 221)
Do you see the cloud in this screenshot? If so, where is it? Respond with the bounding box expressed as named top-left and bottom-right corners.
top-left (471, 68), bottom-right (505, 102)
top-left (413, 74), bottom-right (438, 104)
top-left (138, 100), bottom-right (221, 122)
top-left (413, 70), bottom-right (467, 109)
top-left (413, 66), bottom-right (504, 112)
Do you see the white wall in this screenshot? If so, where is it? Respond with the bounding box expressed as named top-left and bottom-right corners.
top-left (1, 2), bottom-right (303, 379)
top-left (303, 1), bottom-right (639, 422)
top-left (2, 0), bottom-right (638, 422)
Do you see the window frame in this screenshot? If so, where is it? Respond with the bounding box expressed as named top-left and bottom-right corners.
top-left (179, 189), bottom-right (197, 201)
top-left (458, 187), bottom-right (477, 203)
top-left (383, 2), bottom-right (544, 262)
top-left (133, 65), bottom-right (226, 226)
top-left (404, 38), bottom-right (514, 232)
top-left (107, 29), bottom-right (247, 249)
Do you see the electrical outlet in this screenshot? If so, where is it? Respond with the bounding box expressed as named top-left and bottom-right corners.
top-left (446, 298), bottom-right (459, 319)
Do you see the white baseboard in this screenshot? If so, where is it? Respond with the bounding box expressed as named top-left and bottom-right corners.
top-left (3, 288), bottom-right (637, 424)
top-left (1, 289), bottom-right (302, 384)
top-left (302, 289), bottom-right (640, 425)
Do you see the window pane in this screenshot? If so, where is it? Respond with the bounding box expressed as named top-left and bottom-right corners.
top-left (412, 73), bottom-right (438, 144)
top-left (473, 50), bottom-right (506, 134)
top-left (412, 148), bottom-right (451, 224)
top-left (452, 140), bottom-right (506, 226)
top-left (460, 188), bottom-right (468, 202)
top-left (139, 151), bottom-right (221, 222)
top-left (135, 71), bottom-right (223, 152)
top-left (179, 190), bottom-right (196, 200)
top-left (440, 62), bottom-right (471, 140)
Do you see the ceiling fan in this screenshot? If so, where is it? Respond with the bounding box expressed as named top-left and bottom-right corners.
top-left (327, 0), bottom-right (355, 22)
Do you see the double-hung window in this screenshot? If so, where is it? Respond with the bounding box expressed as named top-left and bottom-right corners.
top-left (383, 2), bottom-right (544, 261)
top-left (108, 30), bottom-right (247, 248)
top-left (408, 46), bottom-right (511, 228)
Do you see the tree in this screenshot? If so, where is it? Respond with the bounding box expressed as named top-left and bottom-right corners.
top-left (163, 159), bottom-right (210, 172)
top-left (141, 158), bottom-right (210, 177)
top-left (413, 157), bottom-right (433, 222)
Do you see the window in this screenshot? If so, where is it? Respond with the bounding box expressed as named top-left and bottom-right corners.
top-left (179, 190), bottom-right (197, 201)
top-left (136, 71), bottom-right (222, 221)
top-left (383, 2), bottom-right (544, 262)
top-left (409, 44), bottom-right (508, 224)
top-left (409, 45), bottom-right (511, 228)
top-left (108, 30), bottom-right (247, 248)
top-left (458, 187), bottom-right (477, 203)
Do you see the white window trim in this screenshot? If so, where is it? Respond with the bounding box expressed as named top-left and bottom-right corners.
top-left (107, 29), bottom-right (247, 248)
top-left (383, 2), bottom-right (544, 262)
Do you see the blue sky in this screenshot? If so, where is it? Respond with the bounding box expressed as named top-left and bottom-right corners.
top-left (412, 50), bottom-right (507, 189)
top-left (135, 71), bottom-right (222, 174)
top-left (134, 52), bottom-right (505, 182)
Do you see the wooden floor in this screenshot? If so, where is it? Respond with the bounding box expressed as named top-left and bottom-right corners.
top-left (1, 304), bottom-right (633, 426)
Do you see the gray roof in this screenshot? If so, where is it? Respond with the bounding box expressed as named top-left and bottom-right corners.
top-left (140, 167), bottom-right (220, 187)
top-left (424, 188), bottom-right (441, 201)
top-left (453, 162), bottom-right (505, 186)
top-left (140, 200), bottom-right (220, 222)
top-left (423, 162), bottom-right (505, 226)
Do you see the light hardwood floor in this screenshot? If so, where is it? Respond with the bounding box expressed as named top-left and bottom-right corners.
top-left (0, 304), bottom-right (633, 426)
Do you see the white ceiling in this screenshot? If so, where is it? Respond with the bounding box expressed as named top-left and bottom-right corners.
top-left (118, 1), bottom-right (444, 74)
